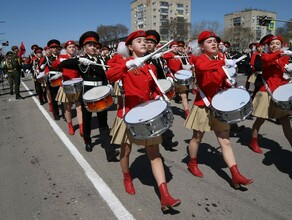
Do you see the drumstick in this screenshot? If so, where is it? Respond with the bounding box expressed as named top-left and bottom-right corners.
top-left (128, 39), bottom-right (174, 71)
top-left (148, 68), bottom-right (170, 102)
top-left (235, 54), bottom-right (247, 63)
top-left (91, 63), bottom-right (110, 68)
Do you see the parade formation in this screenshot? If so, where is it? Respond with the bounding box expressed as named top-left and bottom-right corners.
top-left (0, 28), bottom-right (292, 214)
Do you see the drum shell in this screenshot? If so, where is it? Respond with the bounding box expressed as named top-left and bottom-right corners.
top-left (157, 79), bottom-right (175, 100)
top-left (83, 86), bottom-right (114, 112)
top-left (211, 88), bottom-right (253, 124)
top-left (124, 100), bottom-right (174, 139)
top-left (272, 83), bottom-right (292, 111)
top-left (62, 78), bottom-right (83, 94)
top-left (49, 73), bottom-right (63, 87)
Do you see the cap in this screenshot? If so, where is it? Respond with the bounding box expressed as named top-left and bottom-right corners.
top-left (177, 41), bottom-right (185, 47)
top-left (223, 41), bottom-right (231, 47)
top-left (145, 30), bottom-right (160, 44)
top-left (31, 44), bottom-right (39, 50)
top-left (198, 31), bottom-right (220, 44)
top-left (79, 31), bottom-right (99, 47)
top-left (249, 43), bottom-right (257, 49)
top-left (169, 41), bottom-right (178, 48)
top-left (11, 46), bottom-right (18, 51)
top-left (64, 40), bottom-right (76, 48)
top-left (103, 45), bottom-right (110, 51)
top-left (47, 39), bottom-right (62, 48)
top-left (266, 35), bottom-right (284, 45)
top-left (35, 47), bottom-right (43, 53)
top-left (259, 34), bottom-right (274, 45)
top-left (6, 51), bottom-right (13, 56)
top-left (125, 30), bottom-right (146, 46)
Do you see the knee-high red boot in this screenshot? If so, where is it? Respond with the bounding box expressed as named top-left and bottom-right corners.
top-left (159, 182), bottom-right (181, 211)
top-left (123, 172), bottom-right (135, 195)
top-left (230, 165), bottom-right (253, 189)
top-left (79, 123), bottom-right (83, 137)
top-left (188, 157), bottom-right (203, 177)
top-left (68, 122), bottom-right (74, 135)
top-left (249, 137), bottom-right (263, 154)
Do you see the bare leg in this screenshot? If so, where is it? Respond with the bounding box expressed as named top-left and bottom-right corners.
top-left (120, 143), bottom-right (132, 173)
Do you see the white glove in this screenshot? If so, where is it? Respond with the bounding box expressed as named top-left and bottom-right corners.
top-left (166, 76), bottom-right (174, 84)
top-left (79, 57), bottom-right (95, 66)
top-left (152, 52), bottom-right (163, 59)
top-left (40, 64), bottom-right (46, 69)
top-left (107, 84), bottom-right (113, 95)
top-left (284, 63), bottom-right (292, 73)
top-left (174, 55), bottom-right (181, 59)
top-left (225, 59), bottom-right (237, 68)
top-left (226, 78), bottom-right (237, 86)
top-left (282, 50), bottom-right (292, 56)
top-left (126, 57), bottom-right (144, 69)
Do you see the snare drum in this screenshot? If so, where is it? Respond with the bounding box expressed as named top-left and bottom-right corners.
top-left (174, 70), bottom-right (193, 85)
top-left (62, 78), bottom-right (83, 94)
top-left (49, 72), bottom-right (63, 87)
top-left (83, 86), bottom-right (114, 112)
top-left (124, 99), bottom-right (174, 139)
top-left (157, 79), bottom-right (175, 100)
top-left (272, 83), bottom-right (292, 111)
top-left (211, 88), bottom-right (252, 124)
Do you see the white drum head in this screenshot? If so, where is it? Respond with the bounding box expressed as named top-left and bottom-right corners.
top-left (83, 86), bottom-right (110, 101)
top-left (212, 88), bottom-right (250, 111)
top-left (273, 84), bottom-right (292, 102)
top-left (125, 100), bottom-right (167, 123)
top-left (174, 70), bottom-right (192, 80)
top-left (158, 79), bottom-right (171, 92)
top-left (62, 79), bottom-right (75, 86)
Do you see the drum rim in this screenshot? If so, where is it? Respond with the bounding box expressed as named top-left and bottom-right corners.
top-left (83, 86), bottom-right (111, 102)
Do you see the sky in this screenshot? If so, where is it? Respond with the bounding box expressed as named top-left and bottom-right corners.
top-left (0, 0), bottom-right (291, 55)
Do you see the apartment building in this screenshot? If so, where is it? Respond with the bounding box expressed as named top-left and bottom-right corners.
top-left (131, 0), bottom-right (191, 42)
top-left (224, 9), bottom-right (276, 50)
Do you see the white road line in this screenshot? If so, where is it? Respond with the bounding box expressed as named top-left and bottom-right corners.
top-left (21, 81), bottom-right (135, 220)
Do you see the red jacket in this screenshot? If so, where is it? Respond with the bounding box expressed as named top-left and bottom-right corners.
top-left (107, 55), bottom-right (161, 118)
top-left (162, 52), bottom-right (182, 74)
top-left (193, 53), bottom-right (230, 107)
top-left (51, 54), bottom-right (80, 81)
top-left (260, 51), bottom-right (289, 93)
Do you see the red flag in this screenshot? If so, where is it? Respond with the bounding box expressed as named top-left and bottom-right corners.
top-left (18, 42), bottom-right (26, 57)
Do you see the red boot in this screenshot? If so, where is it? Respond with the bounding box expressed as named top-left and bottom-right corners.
top-left (188, 157), bottom-right (203, 177)
top-left (79, 123), bottom-right (83, 137)
top-left (68, 122), bottom-right (74, 135)
top-left (185, 109), bottom-right (190, 119)
top-left (123, 172), bottom-right (135, 195)
top-left (159, 182), bottom-right (181, 211)
top-left (230, 165), bottom-right (253, 189)
top-left (249, 137), bottom-right (263, 154)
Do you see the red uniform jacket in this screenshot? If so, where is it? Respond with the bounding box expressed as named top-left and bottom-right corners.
top-left (260, 51), bottom-right (289, 93)
top-left (193, 53), bottom-right (230, 107)
top-left (51, 54), bottom-right (80, 81)
top-left (107, 55), bottom-right (161, 118)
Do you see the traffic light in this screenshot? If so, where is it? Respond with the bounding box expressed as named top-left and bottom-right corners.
top-left (259, 16), bottom-right (271, 26)
top-left (1, 41), bottom-right (9, 46)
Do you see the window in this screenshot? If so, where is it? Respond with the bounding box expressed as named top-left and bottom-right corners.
top-left (233, 17), bottom-right (241, 26)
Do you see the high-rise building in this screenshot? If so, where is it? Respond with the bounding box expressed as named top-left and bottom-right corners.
top-left (131, 0), bottom-right (191, 42)
top-left (224, 9), bottom-right (276, 50)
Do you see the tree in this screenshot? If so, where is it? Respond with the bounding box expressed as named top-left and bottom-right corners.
top-left (191, 21), bottom-right (223, 40)
top-left (160, 17), bottom-right (191, 42)
top-left (224, 27), bottom-right (254, 51)
top-left (276, 18), bottom-right (292, 44)
top-left (97, 24), bottom-right (128, 45)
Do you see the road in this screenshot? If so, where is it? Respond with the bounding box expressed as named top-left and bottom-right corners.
top-left (0, 75), bottom-right (291, 220)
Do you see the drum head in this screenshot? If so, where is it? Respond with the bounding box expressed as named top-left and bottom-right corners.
top-left (63, 78), bottom-right (83, 85)
top-left (125, 100), bottom-right (167, 123)
top-left (174, 70), bottom-right (192, 80)
top-left (273, 84), bottom-right (292, 102)
top-left (158, 79), bottom-right (171, 92)
top-left (212, 88), bottom-right (250, 111)
top-left (83, 86), bottom-right (110, 101)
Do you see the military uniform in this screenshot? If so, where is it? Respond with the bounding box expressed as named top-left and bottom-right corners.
top-left (60, 31), bottom-right (119, 162)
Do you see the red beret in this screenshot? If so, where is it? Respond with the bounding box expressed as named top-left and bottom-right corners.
top-left (169, 41), bottom-right (178, 48)
top-left (64, 40), bottom-right (75, 48)
top-left (125, 30), bottom-right (146, 46)
top-left (198, 31), bottom-right (220, 44)
top-left (266, 35), bottom-right (284, 45)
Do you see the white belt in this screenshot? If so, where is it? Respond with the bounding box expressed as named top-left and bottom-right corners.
top-left (83, 81), bottom-right (103, 86)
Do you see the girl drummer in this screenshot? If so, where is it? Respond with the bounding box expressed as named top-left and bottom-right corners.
top-left (184, 30), bottom-right (253, 189)
top-left (106, 30), bottom-right (181, 211)
top-left (52, 40), bottom-right (83, 136)
top-left (248, 35), bottom-right (292, 154)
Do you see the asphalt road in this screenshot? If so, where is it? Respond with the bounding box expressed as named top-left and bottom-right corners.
top-left (0, 74), bottom-right (291, 220)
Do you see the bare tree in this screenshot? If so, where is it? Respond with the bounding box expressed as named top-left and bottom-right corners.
top-left (160, 17), bottom-right (191, 42)
top-left (276, 18), bottom-right (292, 43)
top-left (224, 27), bottom-right (254, 51)
top-left (97, 24), bottom-right (128, 44)
top-left (191, 21), bottom-right (223, 40)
